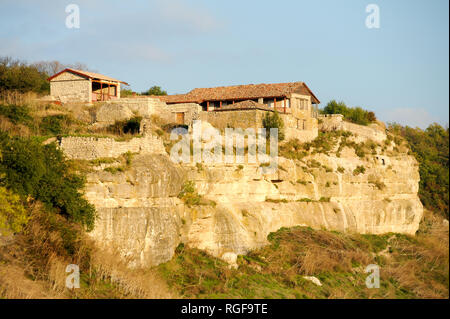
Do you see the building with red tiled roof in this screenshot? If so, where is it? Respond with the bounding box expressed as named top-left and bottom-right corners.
top-left (158, 81), bottom-right (320, 114)
top-left (47, 68), bottom-right (128, 103)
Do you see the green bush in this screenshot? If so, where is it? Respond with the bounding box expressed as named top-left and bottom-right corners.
top-left (0, 186), bottom-right (29, 236)
top-left (120, 88), bottom-right (135, 97)
top-left (178, 181), bottom-right (201, 206)
top-left (40, 114), bottom-right (72, 135)
top-left (0, 103), bottom-right (33, 125)
top-left (262, 111), bottom-right (285, 141)
top-left (141, 86), bottom-right (167, 96)
top-left (388, 123), bottom-right (449, 218)
top-left (321, 100), bottom-right (376, 126)
top-left (353, 165), bottom-right (366, 175)
top-left (0, 57), bottom-right (50, 94)
top-left (0, 133), bottom-right (96, 231)
top-left (109, 116), bottom-right (142, 135)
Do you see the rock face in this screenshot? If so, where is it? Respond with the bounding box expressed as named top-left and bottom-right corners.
top-left (84, 135), bottom-right (423, 267)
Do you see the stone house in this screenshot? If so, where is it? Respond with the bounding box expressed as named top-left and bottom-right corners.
top-left (159, 81), bottom-right (320, 113)
top-left (156, 81), bottom-right (320, 141)
top-left (47, 68), bottom-right (128, 103)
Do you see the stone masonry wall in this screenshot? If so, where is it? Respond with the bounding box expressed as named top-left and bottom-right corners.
top-left (319, 114), bottom-right (386, 143)
top-left (60, 135), bottom-right (165, 160)
top-left (200, 109), bottom-right (318, 142)
top-left (50, 72), bottom-right (91, 103)
top-left (200, 109), bottom-right (264, 131)
top-left (159, 103), bottom-right (202, 126)
top-left (103, 97), bottom-right (166, 118)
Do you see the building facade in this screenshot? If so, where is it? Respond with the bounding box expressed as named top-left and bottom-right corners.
top-left (47, 68), bottom-right (128, 103)
top-left (157, 81), bottom-right (320, 140)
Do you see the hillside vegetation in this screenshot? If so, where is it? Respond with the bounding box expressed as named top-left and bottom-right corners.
top-left (320, 100), bottom-right (377, 126)
top-left (159, 210), bottom-right (448, 299)
top-left (0, 67), bottom-right (448, 299)
top-left (388, 123), bottom-right (449, 218)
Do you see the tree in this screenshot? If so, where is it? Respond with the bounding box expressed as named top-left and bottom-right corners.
top-left (0, 56), bottom-right (91, 94)
top-left (0, 133), bottom-right (96, 230)
top-left (388, 123), bottom-right (449, 218)
top-left (262, 111), bottom-right (285, 141)
top-left (141, 86), bottom-right (167, 96)
top-left (120, 88), bottom-right (135, 97)
top-left (0, 56), bottom-right (49, 93)
top-left (321, 100), bottom-right (376, 126)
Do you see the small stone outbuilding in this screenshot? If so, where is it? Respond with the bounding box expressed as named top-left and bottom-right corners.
top-left (47, 68), bottom-right (128, 103)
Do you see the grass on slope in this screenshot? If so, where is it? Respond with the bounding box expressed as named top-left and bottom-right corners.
top-left (158, 210), bottom-right (448, 299)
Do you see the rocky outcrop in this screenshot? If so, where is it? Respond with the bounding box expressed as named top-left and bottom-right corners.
top-left (83, 132), bottom-right (423, 267)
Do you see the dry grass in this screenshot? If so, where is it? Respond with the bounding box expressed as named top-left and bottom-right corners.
top-left (90, 248), bottom-right (175, 299)
top-left (382, 210), bottom-right (449, 298)
top-left (0, 115), bottom-right (31, 137)
top-left (0, 201), bottom-right (174, 299)
top-left (160, 213), bottom-right (448, 299)
top-left (0, 263), bottom-right (62, 299)
top-left (0, 90), bottom-right (42, 106)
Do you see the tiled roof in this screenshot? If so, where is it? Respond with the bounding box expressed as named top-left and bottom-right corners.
top-left (47, 68), bottom-right (129, 85)
top-left (158, 81), bottom-right (320, 104)
top-left (214, 100), bottom-right (273, 112)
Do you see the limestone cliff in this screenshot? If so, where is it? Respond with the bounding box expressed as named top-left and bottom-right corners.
top-left (82, 129), bottom-right (423, 267)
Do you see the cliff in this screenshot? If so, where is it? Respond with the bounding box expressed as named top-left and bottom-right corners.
top-left (79, 123), bottom-right (423, 268)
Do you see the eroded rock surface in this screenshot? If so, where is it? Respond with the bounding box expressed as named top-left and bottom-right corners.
top-left (84, 141), bottom-right (423, 267)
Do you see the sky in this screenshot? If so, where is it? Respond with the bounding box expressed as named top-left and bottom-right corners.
top-left (0, 0), bottom-right (448, 128)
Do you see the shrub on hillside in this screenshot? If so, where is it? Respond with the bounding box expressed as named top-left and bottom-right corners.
top-left (0, 133), bottom-right (96, 230)
top-left (120, 88), bottom-right (135, 97)
top-left (0, 57), bottom-right (49, 94)
top-left (321, 100), bottom-right (376, 126)
top-left (0, 103), bottom-right (33, 126)
top-left (262, 111), bottom-right (285, 141)
top-left (0, 186), bottom-right (29, 236)
top-left (388, 123), bottom-right (449, 218)
top-left (109, 116), bottom-right (142, 135)
top-left (141, 86), bottom-right (167, 96)
top-left (40, 114), bottom-right (73, 135)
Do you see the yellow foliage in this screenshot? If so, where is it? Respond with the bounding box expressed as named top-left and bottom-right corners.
top-left (0, 186), bottom-right (29, 236)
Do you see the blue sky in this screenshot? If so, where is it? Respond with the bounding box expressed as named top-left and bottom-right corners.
top-left (0, 0), bottom-right (448, 128)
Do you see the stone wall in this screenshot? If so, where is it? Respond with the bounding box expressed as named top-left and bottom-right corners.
top-left (200, 109), bottom-right (265, 131)
top-left (319, 114), bottom-right (387, 143)
top-left (318, 114), bottom-right (343, 130)
top-left (103, 97), bottom-right (166, 118)
top-left (60, 135), bottom-right (165, 160)
top-left (50, 72), bottom-right (91, 103)
top-left (199, 109), bottom-right (318, 142)
top-left (159, 103), bottom-right (202, 126)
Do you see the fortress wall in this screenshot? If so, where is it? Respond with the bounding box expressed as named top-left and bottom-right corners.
top-left (103, 97), bottom-right (166, 118)
top-left (60, 135), bottom-right (166, 160)
top-left (200, 109), bottom-right (263, 131)
top-left (319, 114), bottom-right (386, 143)
top-left (159, 103), bottom-right (202, 126)
top-left (200, 109), bottom-right (318, 142)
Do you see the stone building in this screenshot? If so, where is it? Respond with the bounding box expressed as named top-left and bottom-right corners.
top-left (158, 81), bottom-right (320, 114)
top-left (47, 68), bottom-right (128, 103)
top-left (157, 81), bottom-right (321, 141)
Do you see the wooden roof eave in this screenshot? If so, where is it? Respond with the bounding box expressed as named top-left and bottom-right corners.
top-left (47, 68), bottom-right (129, 86)
top-left (91, 78), bottom-right (129, 85)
